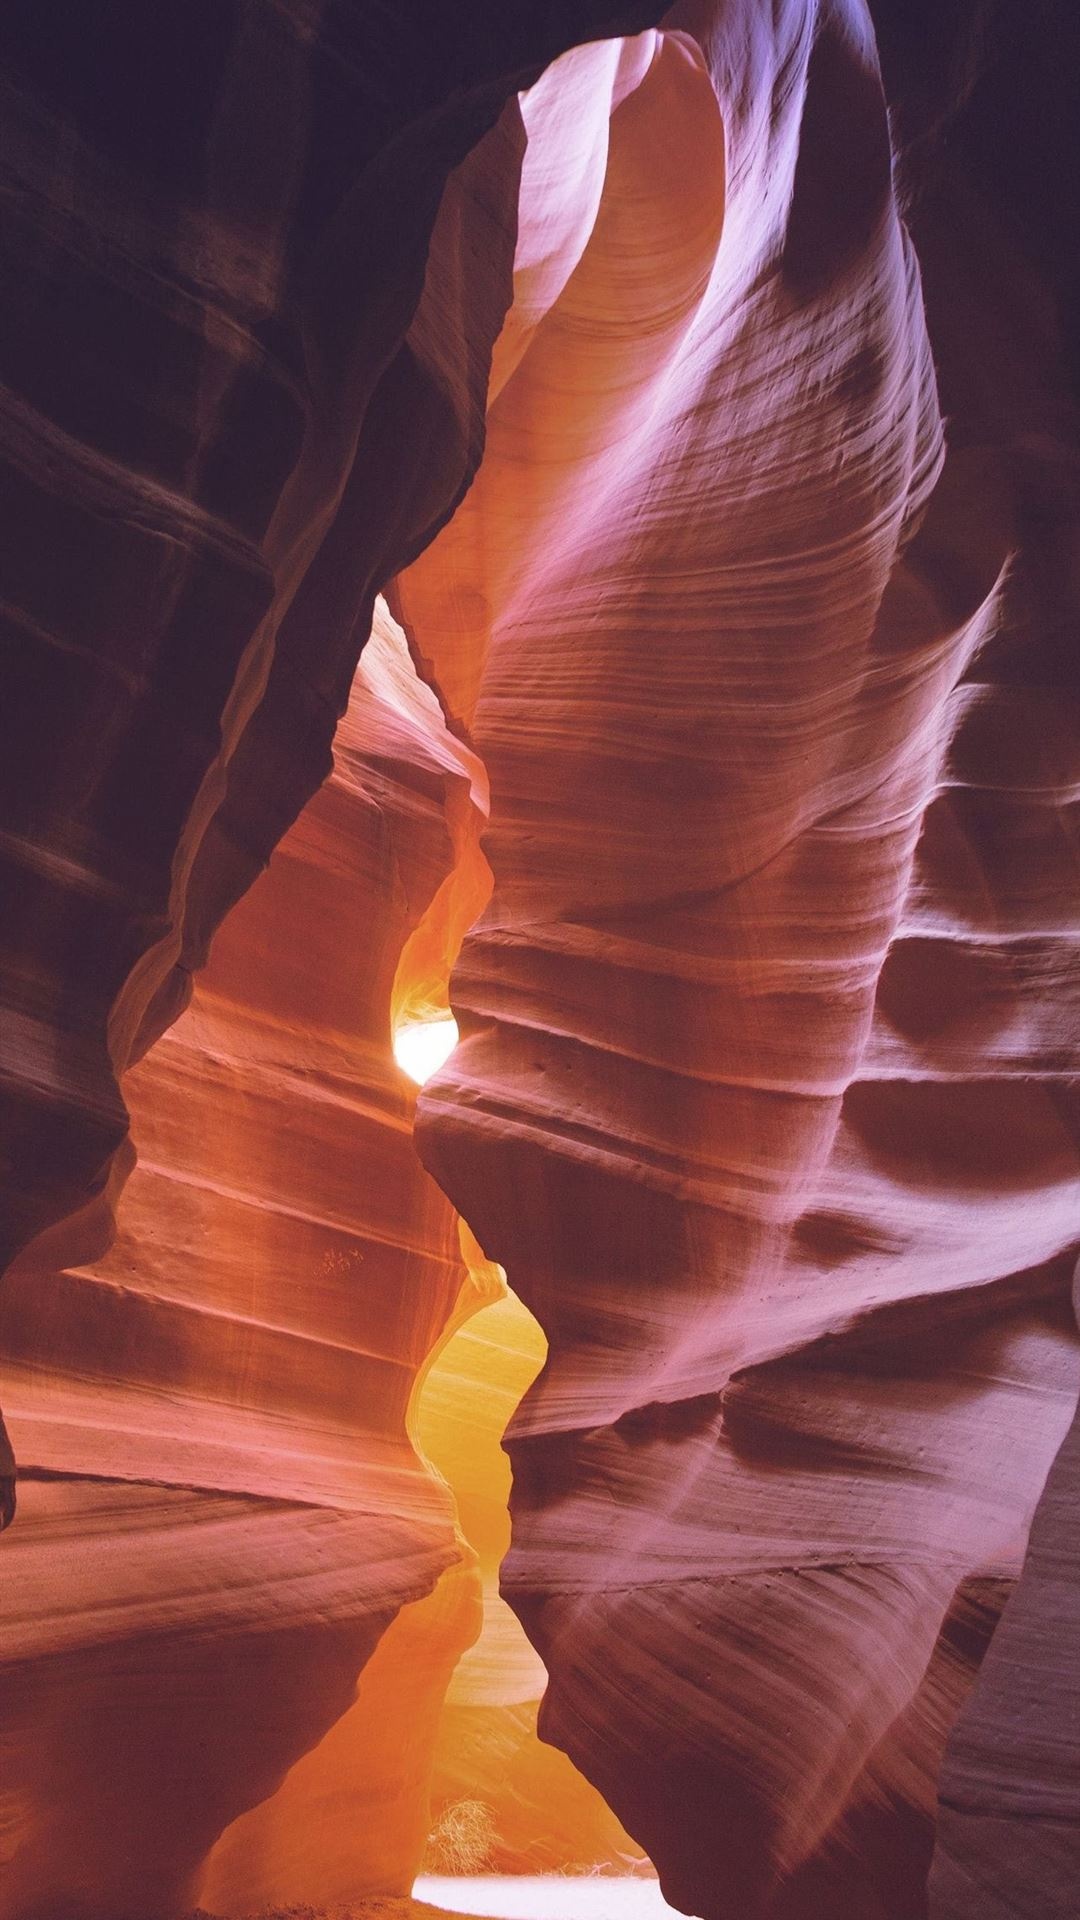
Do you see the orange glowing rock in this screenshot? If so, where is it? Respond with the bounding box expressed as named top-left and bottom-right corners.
top-left (0, 607), bottom-right (485, 1915)
top-left (0, 8), bottom-right (1077, 1920)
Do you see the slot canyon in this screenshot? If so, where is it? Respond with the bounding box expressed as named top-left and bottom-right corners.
top-left (0, 4), bottom-right (1077, 1919)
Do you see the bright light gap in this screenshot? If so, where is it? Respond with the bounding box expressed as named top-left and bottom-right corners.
top-left (394, 1015), bottom-right (460, 1086)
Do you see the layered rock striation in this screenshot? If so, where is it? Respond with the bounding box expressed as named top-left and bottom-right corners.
top-left (0, 0), bottom-right (662, 1339)
top-left (0, 604), bottom-right (489, 1916)
top-left (0, 8), bottom-right (661, 1912)
top-left (402, 8), bottom-right (1080, 1917)
top-left (0, 5), bottom-right (1077, 1920)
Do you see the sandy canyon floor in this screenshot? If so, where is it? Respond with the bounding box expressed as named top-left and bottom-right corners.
top-left (188, 1875), bottom-right (692, 1920)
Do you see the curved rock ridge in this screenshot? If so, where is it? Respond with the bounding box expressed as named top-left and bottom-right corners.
top-left (0, 603), bottom-right (490, 1919)
top-left (0, 5), bottom-right (1077, 1919)
top-left (0, 0), bottom-right (664, 1373)
top-left (399, 8), bottom-right (1080, 1916)
top-left (0, 13), bottom-right (677, 1907)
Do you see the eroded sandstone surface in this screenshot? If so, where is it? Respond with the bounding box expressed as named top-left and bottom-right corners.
top-left (1, 4), bottom-right (1077, 1919)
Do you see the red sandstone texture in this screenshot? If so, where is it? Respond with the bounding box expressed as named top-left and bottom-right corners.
top-left (1, 4), bottom-right (1078, 1920)
top-left (0, 602), bottom-right (485, 1916)
top-left (405, 11), bottom-right (1080, 1917)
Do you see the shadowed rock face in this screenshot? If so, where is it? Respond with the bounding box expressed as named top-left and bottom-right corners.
top-left (0, 4), bottom-right (1078, 1919)
top-left (867, 7), bottom-right (1080, 1913)
top-left (0, 0), bottom-right (662, 1280)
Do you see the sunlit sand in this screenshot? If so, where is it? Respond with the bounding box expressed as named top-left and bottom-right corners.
top-left (414, 1878), bottom-right (699, 1920)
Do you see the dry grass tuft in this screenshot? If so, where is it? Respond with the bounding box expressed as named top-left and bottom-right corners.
top-left (422, 1796), bottom-right (498, 1874)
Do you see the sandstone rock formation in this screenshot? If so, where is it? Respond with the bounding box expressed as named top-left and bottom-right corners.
top-left (1, 4), bottom-right (1078, 1920)
top-left (401, 8), bottom-right (1080, 1917)
top-left (0, 603), bottom-right (484, 1917)
top-left (0, 0), bottom-right (660, 1282)
top-left (0, 7), bottom-right (657, 1912)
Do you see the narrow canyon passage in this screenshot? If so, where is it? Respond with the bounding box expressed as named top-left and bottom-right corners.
top-left (1, 6), bottom-right (1078, 1920)
top-left (0, 583), bottom-right (659, 1916)
top-left (407, 1119), bottom-right (653, 1882)
top-left (385, 649), bottom-right (657, 1887)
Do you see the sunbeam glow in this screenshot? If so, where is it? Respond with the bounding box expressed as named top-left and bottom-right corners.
top-left (393, 1014), bottom-right (460, 1086)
